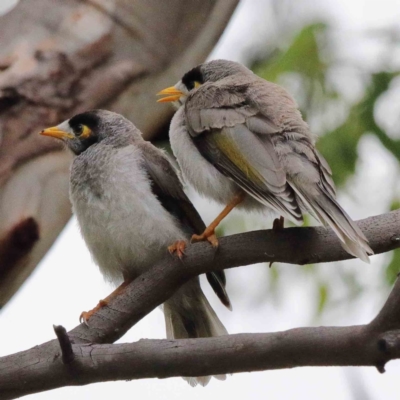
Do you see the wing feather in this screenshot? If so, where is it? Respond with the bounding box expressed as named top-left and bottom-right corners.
top-left (137, 142), bottom-right (231, 308)
top-left (192, 125), bottom-right (303, 224)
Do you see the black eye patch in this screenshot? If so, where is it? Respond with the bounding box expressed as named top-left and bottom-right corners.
top-left (182, 66), bottom-right (204, 91)
top-left (69, 112), bottom-right (100, 133)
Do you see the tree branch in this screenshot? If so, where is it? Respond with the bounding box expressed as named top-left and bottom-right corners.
top-left (2, 279), bottom-right (400, 399)
top-left (0, 210), bottom-right (399, 398)
top-left (53, 325), bottom-right (74, 364)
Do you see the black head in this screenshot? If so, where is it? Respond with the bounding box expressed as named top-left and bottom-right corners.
top-left (66, 111), bottom-right (101, 154)
top-left (181, 59), bottom-right (253, 91)
top-left (40, 110), bottom-right (141, 155)
top-left (181, 66), bottom-right (204, 91)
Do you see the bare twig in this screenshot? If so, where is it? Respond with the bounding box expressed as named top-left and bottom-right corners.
top-left (53, 325), bottom-right (74, 364)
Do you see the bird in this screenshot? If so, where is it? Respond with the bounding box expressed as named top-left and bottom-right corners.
top-left (40, 109), bottom-right (230, 386)
top-left (157, 59), bottom-right (373, 262)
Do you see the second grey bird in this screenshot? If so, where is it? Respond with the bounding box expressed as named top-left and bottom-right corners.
top-left (158, 59), bottom-right (373, 262)
top-left (40, 109), bottom-right (230, 386)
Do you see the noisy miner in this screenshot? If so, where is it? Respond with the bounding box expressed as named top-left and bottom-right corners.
top-left (40, 109), bottom-right (230, 386)
top-left (158, 59), bottom-right (373, 262)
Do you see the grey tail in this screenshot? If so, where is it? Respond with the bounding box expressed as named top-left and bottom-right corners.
top-left (163, 280), bottom-right (228, 387)
top-left (289, 183), bottom-right (373, 263)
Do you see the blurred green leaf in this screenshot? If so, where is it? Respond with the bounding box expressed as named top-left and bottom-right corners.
top-left (253, 23), bottom-right (328, 84)
top-left (316, 110), bottom-right (362, 186)
top-left (317, 284), bottom-right (329, 315)
top-left (386, 249), bottom-right (400, 285)
top-left (390, 199), bottom-right (400, 211)
top-left (364, 72), bottom-right (400, 161)
top-left (318, 72), bottom-right (399, 186)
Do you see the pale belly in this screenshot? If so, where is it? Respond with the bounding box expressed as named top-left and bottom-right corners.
top-left (170, 108), bottom-right (269, 214)
top-left (70, 147), bottom-right (185, 284)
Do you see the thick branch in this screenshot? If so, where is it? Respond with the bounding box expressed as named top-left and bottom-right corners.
top-left (0, 210), bottom-right (399, 398)
top-left (67, 209), bottom-right (400, 345)
top-left (2, 278), bottom-right (400, 398)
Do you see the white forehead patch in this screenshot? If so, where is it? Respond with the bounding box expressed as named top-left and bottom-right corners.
top-left (57, 119), bottom-right (75, 135)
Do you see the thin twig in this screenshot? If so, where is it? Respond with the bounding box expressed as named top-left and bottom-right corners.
top-left (53, 325), bottom-right (74, 364)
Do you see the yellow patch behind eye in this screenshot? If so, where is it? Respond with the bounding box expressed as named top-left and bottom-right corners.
top-left (194, 81), bottom-right (202, 88)
top-left (80, 125), bottom-right (92, 139)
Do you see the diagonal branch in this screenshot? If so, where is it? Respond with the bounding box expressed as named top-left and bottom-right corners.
top-left (2, 277), bottom-right (400, 398)
top-left (68, 209), bottom-right (400, 345)
top-left (0, 210), bottom-right (399, 398)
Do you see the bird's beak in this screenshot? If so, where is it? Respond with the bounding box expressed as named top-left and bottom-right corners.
top-left (156, 86), bottom-right (184, 103)
top-left (40, 126), bottom-right (74, 140)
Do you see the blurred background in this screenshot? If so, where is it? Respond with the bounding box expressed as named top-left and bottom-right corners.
top-left (1, 0), bottom-right (400, 399)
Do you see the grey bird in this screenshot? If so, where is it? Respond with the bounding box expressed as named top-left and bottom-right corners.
top-left (158, 59), bottom-right (373, 262)
top-left (40, 109), bottom-right (230, 386)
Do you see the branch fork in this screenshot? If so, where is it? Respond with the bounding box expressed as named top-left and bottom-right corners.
top-left (1, 210), bottom-right (400, 398)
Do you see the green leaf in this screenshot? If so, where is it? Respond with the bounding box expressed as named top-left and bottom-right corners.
top-left (363, 72), bottom-right (400, 161)
top-left (386, 249), bottom-right (400, 285)
top-left (316, 110), bottom-right (362, 186)
top-left (317, 284), bottom-right (329, 315)
top-left (390, 199), bottom-right (400, 211)
top-left (253, 23), bottom-right (328, 84)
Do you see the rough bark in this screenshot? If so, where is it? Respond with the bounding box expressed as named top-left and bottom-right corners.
top-left (0, 0), bottom-right (239, 307)
top-left (0, 210), bottom-right (399, 398)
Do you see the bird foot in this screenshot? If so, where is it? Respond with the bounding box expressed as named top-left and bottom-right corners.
top-left (79, 299), bottom-right (108, 326)
top-left (168, 240), bottom-right (187, 259)
top-left (191, 232), bottom-right (219, 248)
top-left (272, 216), bottom-right (284, 231)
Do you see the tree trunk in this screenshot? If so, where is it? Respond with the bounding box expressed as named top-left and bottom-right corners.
top-left (0, 0), bottom-right (239, 308)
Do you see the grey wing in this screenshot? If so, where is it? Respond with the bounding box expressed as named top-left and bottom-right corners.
top-left (137, 141), bottom-right (205, 235)
top-left (186, 77), bottom-right (308, 136)
top-left (277, 135), bottom-right (373, 261)
top-left (315, 149), bottom-right (336, 198)
top-left (185, 87), bottom-right (303, 224)
top-left (185, 79), bottom-right (281, 135)
top-left (137, 142), bottom-right (231, 309)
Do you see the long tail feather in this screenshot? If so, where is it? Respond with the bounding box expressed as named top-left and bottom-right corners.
top-left (289, 182), bottom-right (373, 262)
top-left (163, 279), bottom-right (228, 386)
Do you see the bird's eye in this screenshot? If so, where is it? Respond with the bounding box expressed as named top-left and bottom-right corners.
top-left (185, 81), bottom-right (202, 91)
top-left (75, 124), bottom-right (92, 139)
top-left (74, 124), bottom-right (83, 135)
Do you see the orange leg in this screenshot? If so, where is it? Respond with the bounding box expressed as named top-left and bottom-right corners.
top-left (79, 280), bottom-right (131, 326)
top-left (191, 191), bottom-right (246, 247)
top-left (168, 240), bottom-right (187, 259)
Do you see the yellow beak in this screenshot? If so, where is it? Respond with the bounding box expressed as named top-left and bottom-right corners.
top-left (40, 126), bottom-right (74, 140)
top-left (157, 86), bottom-right (184, 103)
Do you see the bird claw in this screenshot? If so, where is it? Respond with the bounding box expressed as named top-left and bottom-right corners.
top-left (79, 299), bottom-right (109, 326)
top-left (191, 232), bottom-right (219, 248)
top-left (168, 240), bottom-right (187, 259)
top-left (79, 311), bottom-right (91, 327)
